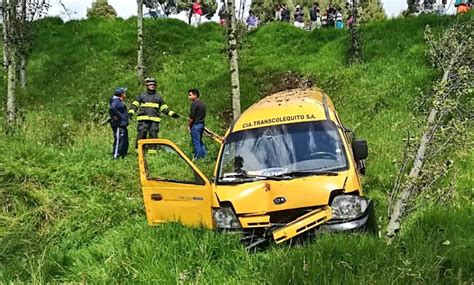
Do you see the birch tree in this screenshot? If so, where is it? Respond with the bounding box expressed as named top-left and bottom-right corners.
top-left (137, 0), bottom-right (145, 84)
top-left (2, 0), bottom-right (48, 130)
top-left (226, 0), bottom-right (241, 120)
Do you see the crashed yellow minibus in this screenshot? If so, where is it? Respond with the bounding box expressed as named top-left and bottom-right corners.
top-left (138, 88), bottom-right (376, 248)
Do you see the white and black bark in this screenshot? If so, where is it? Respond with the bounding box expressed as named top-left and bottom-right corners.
top-left (2, 0), bottom-right (49, 130)
top-left (6, 45), bottom-right (17, 128)
top-left (19, 0), bottom-right (26, 88)
top-left (2, 0), bottom-right (9, 70)
top-left (137, 0), bottom-right (145, 84)
top-left (3, 0), bottom-right (18, 129)
top-left (226, 0), bottom-right (241, 120)
top-left (348, 0), bottom-right (362, 64)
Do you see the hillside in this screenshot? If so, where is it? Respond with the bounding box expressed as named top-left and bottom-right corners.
top-left (0, 15), bottom-right (472, 283)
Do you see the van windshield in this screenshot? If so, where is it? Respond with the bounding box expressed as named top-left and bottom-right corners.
top-left (218, 121), bottom-right (349, 183)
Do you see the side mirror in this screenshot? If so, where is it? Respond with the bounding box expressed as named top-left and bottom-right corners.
top-left (352, 138), bottom-right (368, 161)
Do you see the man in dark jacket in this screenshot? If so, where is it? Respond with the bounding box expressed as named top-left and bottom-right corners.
top-left (293, 5), bottom-right (304, 28)
top-left (128, 77), bottom-right (180, 149)
top-left (109, 87), bottom-right (129, 159)
top-left (310, 3), bottom-right (320, 30)
top-left (281, 4), bottom-right (290, 22)
top-left (188, 89), bottom-right (207, 159)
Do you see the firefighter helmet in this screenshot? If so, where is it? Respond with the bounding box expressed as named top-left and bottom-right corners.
top-left (144, 77), bottom-right (156, 85)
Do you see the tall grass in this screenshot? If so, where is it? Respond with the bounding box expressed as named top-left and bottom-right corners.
top-left (0, 14), bottom-right (472, 283)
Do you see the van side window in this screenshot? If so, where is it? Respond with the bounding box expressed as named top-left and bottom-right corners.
top-left (143, 144), bottom-right (199, 184)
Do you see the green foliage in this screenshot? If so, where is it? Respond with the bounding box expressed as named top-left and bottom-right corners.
top-left (87, 1), bottom-right (118, 18)
top-left (359, 0), bottom-right (386, 23)
top-left (0, 15), bottom-right (472, 283)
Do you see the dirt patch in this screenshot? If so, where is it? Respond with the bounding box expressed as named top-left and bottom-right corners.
top-left (263, 71), bottom-right (316, 96)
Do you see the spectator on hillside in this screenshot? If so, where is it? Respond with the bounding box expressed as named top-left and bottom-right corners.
top-left (294, 5), bottom-right (305, 29)
top-left (321, 13), bottom-right (327, 27)
top-left (275, 4), bottom-right (282, 21)
top-left (455, 0), bottom-right (471, 13)
top-left (218, 6), bottom-right (228, 27)
top-left (335, 9), bottom-right (344, 29)
top-left (281, 4), bottom-right (291, 22)
top-left (326, 2), bottom-right (336, 27)
top-left (310, 3), bottom-right (321, 30)
top-left (246, 11), bottom-right (259, 31)
top-left (191, 0), bottom-right (203, 27)
top-left (457, 3), bottom-right (471, 13)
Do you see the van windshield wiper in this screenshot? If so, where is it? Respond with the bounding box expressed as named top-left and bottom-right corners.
top-left (278, 170), bottom-right (339, 178)
top-left (220, 172), bottom-right (292, 182)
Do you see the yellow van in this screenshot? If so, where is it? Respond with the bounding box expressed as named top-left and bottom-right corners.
top-left (137, 88), bottom-right (376, 248)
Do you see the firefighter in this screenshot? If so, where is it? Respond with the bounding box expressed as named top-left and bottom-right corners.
top-left (128, 77), bottom-right (180, 149)
top-left (109, 87), bottom-right (129, 159)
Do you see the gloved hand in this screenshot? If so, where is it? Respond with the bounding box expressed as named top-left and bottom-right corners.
top-left (128, 113), bottom-right (133, 120)
top-left (170, 112), bottom-right (181, 119)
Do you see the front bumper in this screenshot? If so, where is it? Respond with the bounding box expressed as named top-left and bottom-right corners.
top-left (320, 199), bottom-right (377, 234)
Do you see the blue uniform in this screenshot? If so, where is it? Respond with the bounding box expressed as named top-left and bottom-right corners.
top-left (109, 96), bottom-right (129, 159)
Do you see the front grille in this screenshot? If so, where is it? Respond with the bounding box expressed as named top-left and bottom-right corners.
top-left (269, 207), bottom-right (321, 224)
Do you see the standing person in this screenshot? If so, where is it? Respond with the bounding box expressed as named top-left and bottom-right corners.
top-left (188, 89), bottom-right (207, 159)
top-left (281, 4), bottom-right (291, 22)
top-left (128, 78), bottom-right (180, 150)
top-left (275, 4), bottom-right (282, 21)
top-left (109, 87), bottom-right (129, 159)
top-left (191, 0), bottom-right (203, 27)
top-left (326, 2), bottom-right (336, 27)
top-left (293, 5), bottom-right (305, 29)
top-left (335, 8), bottom-right (344, 29)
top-left (246, 11), bottom-right (259, 31)
top-left (218, 5), bottom-right (228, 27)
top-left (310, 3), bottom-right (320, 30)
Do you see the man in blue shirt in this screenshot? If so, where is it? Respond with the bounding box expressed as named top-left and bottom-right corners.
top-left (109, 87), bottom-right (129, 159)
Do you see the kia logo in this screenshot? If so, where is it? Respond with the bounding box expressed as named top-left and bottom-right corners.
top-left (273, 197), bottom-right (286, 205)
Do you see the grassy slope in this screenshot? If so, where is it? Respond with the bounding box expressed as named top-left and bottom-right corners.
top-left (0, 15), bottom-right (472, 283)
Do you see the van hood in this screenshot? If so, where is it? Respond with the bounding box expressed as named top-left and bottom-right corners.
top-left (214, 172), bottom-right (357, 215)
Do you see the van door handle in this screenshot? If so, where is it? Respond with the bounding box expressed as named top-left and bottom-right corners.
top-left (151, 194), bottom-right (163, 201)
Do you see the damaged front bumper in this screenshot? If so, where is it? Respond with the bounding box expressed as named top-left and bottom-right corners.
top-left (235, 199), bottom-right (377, 249)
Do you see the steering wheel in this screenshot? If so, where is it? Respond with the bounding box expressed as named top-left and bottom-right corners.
top-left (309, 151), bottom-right (338, 159)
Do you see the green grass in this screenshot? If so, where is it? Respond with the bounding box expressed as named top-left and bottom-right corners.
top-left (0, 14), bottom-right (473, 283)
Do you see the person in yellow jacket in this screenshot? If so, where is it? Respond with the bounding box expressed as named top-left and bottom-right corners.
top-left (128, 78), bottom-right (180, 149)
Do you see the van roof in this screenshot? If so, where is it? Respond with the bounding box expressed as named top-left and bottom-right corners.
top-left (231, 88), bottom-right (337, 133)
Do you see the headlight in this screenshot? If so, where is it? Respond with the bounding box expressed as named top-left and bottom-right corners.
top-left (212, 207), bottom-right (241, 229)
top-left (331, 195), bottom-right (368, 220)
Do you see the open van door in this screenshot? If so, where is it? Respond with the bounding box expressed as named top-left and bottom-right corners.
top-left (138, 139), bottom-right (213, 229)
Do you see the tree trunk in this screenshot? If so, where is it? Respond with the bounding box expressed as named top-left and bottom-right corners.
top-left (348, 0), bottom-right (362, 64)
top-left (19, 0), bottom-right (27, 88)
top-left (2, 0), bottom-right (9, 70)
top-left (20, 54), bottom-right (26, 88)
top-left (137, 0), bottom-right (145, 84)
top-left (6, 45), bottom-right (17, 128)
top-left (227, 0), bottom-right (241, 120)
top-left (4, 0), bottom-right (18, 130)
top-left (386, 57), bottom-right (455, 240)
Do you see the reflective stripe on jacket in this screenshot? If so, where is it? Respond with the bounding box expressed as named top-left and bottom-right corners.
top-left (128, 91), bottom-right (175, 121)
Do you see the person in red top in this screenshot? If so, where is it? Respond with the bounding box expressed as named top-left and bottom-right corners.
top-left (191, 0), bottom-right (203, 27)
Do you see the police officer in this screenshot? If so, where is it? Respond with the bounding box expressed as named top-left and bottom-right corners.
top-left (109, 87), bottom-right (129, 159)
top-left (128, 77), bottom-right (180, 149)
